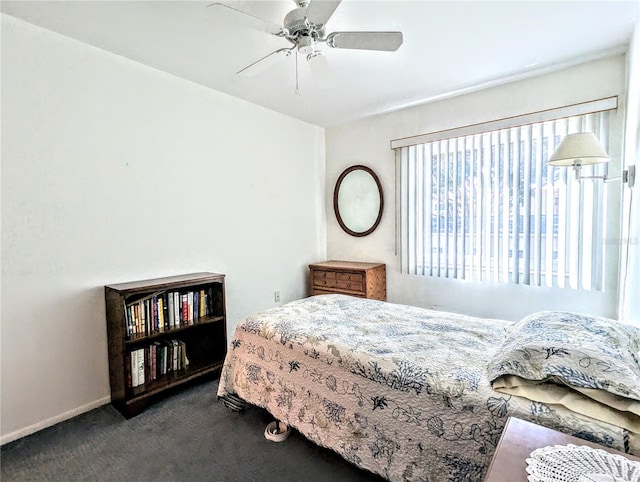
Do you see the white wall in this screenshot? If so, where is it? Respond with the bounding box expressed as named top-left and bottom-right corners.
top-left (0, 15), bottom-right (326, 443)
top-left (326, 56), bottom-right (626, 322)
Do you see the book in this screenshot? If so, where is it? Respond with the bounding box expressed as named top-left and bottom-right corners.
top-left (162, 292), bottom-right (170, 331)
top-left (132, 305), bottom-right (138, 336)
top-left (158, 297), bottom-right (164, 333)
top-left (152, 342), bottom-right (162, 379)
top-left (173, 292), bottom-right (180, 327)
top-left (167, 340), bottom-right (173, 372)
top-left (137, 348), bottom-right (145, 386)
top-left (181, 294), bottom-right (188, 325)
top-left (179, 340), bottom-right (189, 369)
top-left (126, 351), bottom-right (132, 388)
top-left (193, 291), bottom-right (199, 322)
top-left (162, 343), bottom-right (168, 374)
top-left (131, 350), bottom-right (139, 387)
top-left (141, 301), bottom-right (147, 336)
top-left (148, 344), bottom-right (154, 381)
top-left (206, 287), bottom-right (214, 317)
top-left (152, 297), bottom-right (157, 332)
top-left (158, 343), bottom-right (166, 376)
top-left (147, 300), bottom-right (152, 334)
top-left (125, 303), bottom-right (133, 338)
top-left (167, 292), bottom-right (174, 329)
top-left (172, 339), bottom-right (179, 371)
top-left (144, 346), bottom-right (150, 383)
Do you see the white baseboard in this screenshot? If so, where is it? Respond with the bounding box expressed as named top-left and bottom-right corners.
top-left (0, 396), bottom-right (112, 446)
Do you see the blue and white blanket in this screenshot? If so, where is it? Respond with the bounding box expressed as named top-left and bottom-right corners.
top-left (218, 295), bottom-right (635, 481)
top-left (488, 310), bottom-right (640, 441)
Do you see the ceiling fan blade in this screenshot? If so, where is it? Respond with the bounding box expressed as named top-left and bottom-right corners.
top-left (304, 0), bottom-right (342, 27)
top-left (307, 52), bottom-right (335, 89)
top-left (236, 48), bottom-right (292, 77)
top-left (207, 3), bottom-right (287, 36)
top-left (326, 31), bottom-right (403, 51)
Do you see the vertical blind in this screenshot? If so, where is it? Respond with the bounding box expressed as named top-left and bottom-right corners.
top-left (396, 110), bottom-right (611, 291)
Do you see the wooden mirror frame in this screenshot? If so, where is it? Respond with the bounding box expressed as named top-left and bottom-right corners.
top-left (333, 165), bottom-right (384, 237)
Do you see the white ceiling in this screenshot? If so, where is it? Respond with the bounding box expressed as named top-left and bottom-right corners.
top-left (2, 1), bottom-right (639, 127)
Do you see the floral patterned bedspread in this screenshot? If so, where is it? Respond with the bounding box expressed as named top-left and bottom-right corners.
top-left (217, 295), bottom-right (631, 481)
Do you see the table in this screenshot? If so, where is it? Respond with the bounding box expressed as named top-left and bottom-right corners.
top-left (308, 261), bottom-right (386, 300)
top-left (484, 417), bottom-right (639, 481)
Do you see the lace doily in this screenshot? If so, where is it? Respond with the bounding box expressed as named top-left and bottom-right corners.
top-left (526, 444), bottom-right (640, 482)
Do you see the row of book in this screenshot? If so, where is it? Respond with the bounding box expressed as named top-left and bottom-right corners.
top-left (128, 339), bottom-right (189, 388)
top-left (125, 287), bottom-right (217, 339)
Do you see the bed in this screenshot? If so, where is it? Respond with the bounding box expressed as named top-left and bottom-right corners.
top-left (217, 294), bottom-right (640, 481)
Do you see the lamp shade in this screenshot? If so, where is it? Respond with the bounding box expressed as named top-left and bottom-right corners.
top-left (548, 132), bottom-right (610, 166)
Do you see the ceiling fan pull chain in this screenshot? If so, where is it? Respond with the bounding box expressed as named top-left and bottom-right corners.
top-left (295, 50), bottom-right (300, 95)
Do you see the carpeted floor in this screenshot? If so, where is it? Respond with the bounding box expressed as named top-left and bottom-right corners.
top-left (1, 379), bottom-right (385, 481)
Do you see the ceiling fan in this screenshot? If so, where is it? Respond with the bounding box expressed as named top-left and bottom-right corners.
top-left (207, 0), bottom-right (403, 87)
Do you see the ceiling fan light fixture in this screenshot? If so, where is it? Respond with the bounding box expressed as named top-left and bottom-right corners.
top-left (297, 35), bottom-right (315, 55)
top-left (307, 51), bottom-right (334, 89)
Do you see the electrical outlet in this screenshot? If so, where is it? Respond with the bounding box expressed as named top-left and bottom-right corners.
top-left (274, 291), bottom-right (280, 303)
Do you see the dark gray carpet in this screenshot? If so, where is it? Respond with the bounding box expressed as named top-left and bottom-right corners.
top-left (1, 379), bottom-right (385, 481)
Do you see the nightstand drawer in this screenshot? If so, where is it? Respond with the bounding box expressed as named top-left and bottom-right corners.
top-left (336, 280), bottom-right (363, 292)
top-left (336, 272), bottom-right (363, 283)
top-left (313, 270), bottom-right (336, 280)
top-left (313, 270), bottom-right (337, 288)
top-left (313, 278), bottom-right (336, 288)
top-left (312, 288), bottom-right (366, 297)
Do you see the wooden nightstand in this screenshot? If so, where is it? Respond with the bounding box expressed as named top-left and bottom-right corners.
top-left (484, 417), bottom-right (639, 481)
top-left (309, 261), bottom-right (386, 301)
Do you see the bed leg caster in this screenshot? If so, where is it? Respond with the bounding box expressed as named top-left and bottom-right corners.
top-left (264, 420), bottom-right (291, 442)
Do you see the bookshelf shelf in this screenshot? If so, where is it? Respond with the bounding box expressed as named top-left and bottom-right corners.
top-left (123, 315), bottom-right (225, 345)
top-left (105, 272), bottom-right (227, 418)
top-left (127, 361), bottom-right (224, 402)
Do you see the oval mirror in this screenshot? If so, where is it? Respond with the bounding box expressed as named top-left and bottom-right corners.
top-left (333, 165), bottom-right (384, 237)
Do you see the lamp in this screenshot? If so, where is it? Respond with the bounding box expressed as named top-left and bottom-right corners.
top-left (548, 132), bottom-right (635, 186)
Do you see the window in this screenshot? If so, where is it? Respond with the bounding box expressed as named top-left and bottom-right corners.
top-left (394, 101), bottom-right (616, 291)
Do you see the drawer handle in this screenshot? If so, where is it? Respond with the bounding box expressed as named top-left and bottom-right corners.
top-left (322, 273), bottom-right (327, 278)
top-left (346, 284), bottom-right (351, 288)
top-left (322, 281), bottom-right (327, 285)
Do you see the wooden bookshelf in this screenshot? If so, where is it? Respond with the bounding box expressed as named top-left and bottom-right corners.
top-left (105, 272), bottom-right (227, 418)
